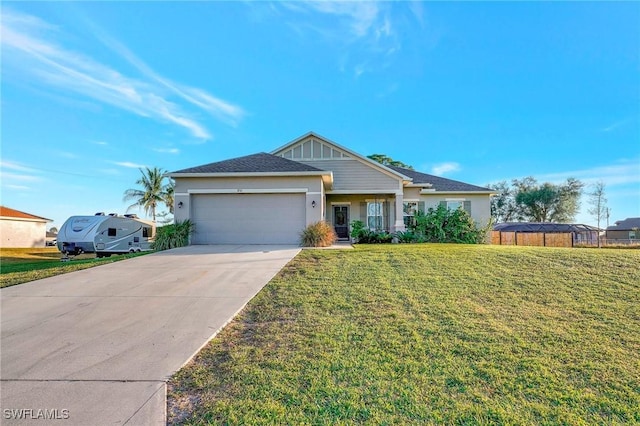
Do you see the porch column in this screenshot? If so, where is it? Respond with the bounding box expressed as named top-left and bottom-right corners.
top-left (393, 191), bottom-right (405, 233)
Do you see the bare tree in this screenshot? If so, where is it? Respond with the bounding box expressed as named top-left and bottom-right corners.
top-left (587, 181), bottom-right (607, 247)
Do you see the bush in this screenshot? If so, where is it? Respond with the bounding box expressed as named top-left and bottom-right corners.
top-left (152, 220), bottom-right (194, 251)
top-left (350, 220), bottom-right (393, 244)
top-left (300, 221), bottom-right (337, 247)
top-left (411, 204), bottom-right (488, 244)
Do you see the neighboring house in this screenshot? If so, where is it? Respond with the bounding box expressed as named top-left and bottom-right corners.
top-left (0, 206), bottom-right (52, 248)
top-left (606, 217), bottom-right (640, 243)
top-left (170, 132), bottom-right (494, 244)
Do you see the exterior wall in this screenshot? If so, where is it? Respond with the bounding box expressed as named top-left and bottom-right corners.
top-left (403, 190), bottom-right (492, 226)
top-left (0, 218), bottom-right (47, 248)
top-left (326, 194), bottom-right (398, 233)
top-left (173, 175), bottom-right (323, 227)
top-left (300, 159), bottom-right (401, 192)
top-left (606, 230), bottom-right (637, 241)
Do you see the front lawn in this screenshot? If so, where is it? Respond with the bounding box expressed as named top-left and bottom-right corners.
top-left (168, 245), bottom-right (640, 424)
top-left (0, 248), bottom-right (151, 288)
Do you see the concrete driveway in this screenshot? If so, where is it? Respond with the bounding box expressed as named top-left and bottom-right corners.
top-left (1, 245), bottom-right (300, 425)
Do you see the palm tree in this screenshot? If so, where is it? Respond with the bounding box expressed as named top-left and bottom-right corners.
top-left (123, 167), bottom-right (171, 221)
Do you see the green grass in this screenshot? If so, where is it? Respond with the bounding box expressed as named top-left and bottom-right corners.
top-left (0, 248), bottom-right (152, 288)
top-left (168, 244), bottom-right (640, 425)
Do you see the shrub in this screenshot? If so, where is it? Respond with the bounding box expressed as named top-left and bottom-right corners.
top-left (411, 204), bottom-right (488, 244)
top-left (395, 230), bottom-right (419, 243)
top-left (300, 221), bottom-right (337, 247)
top-left (152, 220), bottom-right (194, 251)
top-left (350, 220), bottom-right (393, 244)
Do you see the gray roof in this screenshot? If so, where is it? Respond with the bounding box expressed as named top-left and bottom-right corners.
top-left (387, 165), bottom-right (493, 192)
top-left (606, 217), bottom-right (640, 231)
top-left (171, 152), bottom-right (325, 174)
top-left (494, 222), bottom-right (601, 232)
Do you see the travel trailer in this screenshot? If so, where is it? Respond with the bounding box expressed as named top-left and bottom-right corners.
top-left (57, 213), bottom-right (155, 257)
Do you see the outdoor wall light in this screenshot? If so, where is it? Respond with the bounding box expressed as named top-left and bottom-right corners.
top-left (311, 200), bottom-right (316, 208)
top-left (178, 201), bottom-right (184, 209)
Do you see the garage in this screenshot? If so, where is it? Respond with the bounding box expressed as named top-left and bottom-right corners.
top-left (190, 193), bottom-right (306, 244)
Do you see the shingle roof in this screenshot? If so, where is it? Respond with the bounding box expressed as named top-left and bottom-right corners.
top-left (494, 222), bottom-right (601, 232)
top-left (171, 152), bottom-right (325, 174)
top-left (606, 217), bottom-right (640, 231)
top-left (386, 165), bottom-right (493, 192)
top-left (0, 206), bottom-right (51, 221)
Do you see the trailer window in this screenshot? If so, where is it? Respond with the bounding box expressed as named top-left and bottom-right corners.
top-left (108, 228), bottom-right (116, 237)
top-left (143, 227), bottom-right (152, 238)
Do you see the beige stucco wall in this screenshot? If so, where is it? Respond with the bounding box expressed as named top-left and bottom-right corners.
top-left (326, 194), bottom-right (398, 230)
top-left (0, 218), bottom-right (48, 248)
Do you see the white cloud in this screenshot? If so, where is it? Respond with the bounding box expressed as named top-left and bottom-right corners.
top-left (0, 9), bottom-right (245, 139)
top-left (91, 141), bottom-right (108, 146)
top-left (274, 1), bottom-right (400, 76)
top-left (5, 184), bottom-right (31, 190)
top-left (112, 161), bottom-right (147, 169)
top-left (0, 160), bottom-right (37, 173)
top-left (431, 162), bottom-right (461, 176)
top-left (1, 172), bottom-right (41, 182)
top-left (537, 161), bottom-right (640, 187)
top-left (153, 147), bottom-right (180, 154)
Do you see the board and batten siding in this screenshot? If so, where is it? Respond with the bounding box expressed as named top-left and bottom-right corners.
top-left (298, 159), bottom-right (400, 192)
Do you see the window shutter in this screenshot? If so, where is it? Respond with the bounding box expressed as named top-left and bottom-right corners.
top-left (384, 201), bottom-right (390, 231)
top-left (464, 201), bottom-right (471, 215)
top-left (418, 201), bottom-right (426, 213)
top-left (360, 202), bottom-right (367, 222)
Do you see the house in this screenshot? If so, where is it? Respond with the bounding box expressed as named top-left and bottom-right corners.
top-left (170, 132), bottom-right (494, 245)
top-left (605, 217), bottom-right (640, 243)
top-left (0, 206), bottom-right (52, 248)
top-left (492, 222), bottom-right (601, 247)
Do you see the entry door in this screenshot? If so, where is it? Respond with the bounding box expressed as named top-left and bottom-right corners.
top-left (333, 206), bottom-right (349, 239)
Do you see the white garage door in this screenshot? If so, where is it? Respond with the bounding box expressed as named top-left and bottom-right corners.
top-left (191, 193), bottom-right (306, 244)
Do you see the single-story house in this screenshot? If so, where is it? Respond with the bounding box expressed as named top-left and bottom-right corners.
top-left (170, 132), bottom-right (494, 245)
top-left (0, 206), bottom-right (52, 248)
top-left (492, 222), bottom-right (601, 247)
top-left (606, 217), bottom-right (640, 243)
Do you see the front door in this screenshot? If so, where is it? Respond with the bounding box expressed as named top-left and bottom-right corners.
top-left (333, 206), bottom-right (349, 239)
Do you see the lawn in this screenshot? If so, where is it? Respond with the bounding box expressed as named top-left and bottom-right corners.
top-left (168, 244), bottom-right (640, 425)
top-left (0, 248), bottom-right (151, 288)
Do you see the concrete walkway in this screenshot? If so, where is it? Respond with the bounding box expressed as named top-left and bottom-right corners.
top-left (1, 245), bottom-right (300, 425)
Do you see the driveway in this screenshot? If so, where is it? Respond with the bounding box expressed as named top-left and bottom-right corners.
top-left (0, 245), bottom-right (300, 425)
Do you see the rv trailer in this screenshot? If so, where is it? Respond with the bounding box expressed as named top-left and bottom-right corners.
top-left (57, 213), bottom-right (155, 257)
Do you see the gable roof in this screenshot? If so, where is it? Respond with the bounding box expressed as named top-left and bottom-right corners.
top-left (170, 152), bottom-right (325, 174)
top-left (386, 165), bottom-right (494, 193)
top-left (0, 206), bottom-right (51, 222)
top-left (271, 131), bottom-right (413, 182)
top-left (606, 217), bottom-right (640, 231)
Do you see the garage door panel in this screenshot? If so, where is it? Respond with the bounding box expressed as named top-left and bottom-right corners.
top-left (191, 194), bottom-right (305, 244)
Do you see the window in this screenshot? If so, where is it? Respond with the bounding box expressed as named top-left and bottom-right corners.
top-left (447, 200), bottom-right (463, 211)
top-left (108, 228), bottom-right (116, 237)
top-left (367, 202), bottom-right (384, 230)
top-left (403, 201), bottom-right (418, 227)
top-left (134, 237), bottom-right (140, 243)
top-left (442, 200), bottom-right (471, 215)
top-left (630, 230), bottom-right (637, 240)
top-left (143, 227), bottom-right (152, 238)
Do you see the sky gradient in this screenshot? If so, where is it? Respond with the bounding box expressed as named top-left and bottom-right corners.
top-left (2, 2), bottom-right (639, 229)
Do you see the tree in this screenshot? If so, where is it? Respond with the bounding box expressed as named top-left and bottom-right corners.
top-left (488, 176), bottom-right (584, 223)
top-left (123, 167), bottom-right (172, 221)
top-left (487, 181), bottom-right (519, 222)
top-left (513, 177), bottom-right (584, 222)
top-left (587, 181), bottom-right (607, 247)
top-left (367, 154), bottom-right (414, 169)
top-left (48, 226), bottom-right (58, 234)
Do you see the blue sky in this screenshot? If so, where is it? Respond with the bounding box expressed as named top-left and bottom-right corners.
top-left (2, 1), bottom-right (639, 229)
